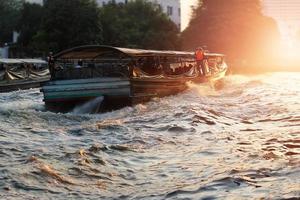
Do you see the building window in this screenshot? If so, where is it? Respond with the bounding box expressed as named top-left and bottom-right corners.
top-left (167, 6), bottom-right (173, 16)
top-left (178, 8), bottom-right (181, 17)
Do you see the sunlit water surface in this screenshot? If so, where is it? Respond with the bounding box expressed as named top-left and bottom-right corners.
top-left (0, 72), bottom-right (299, 199)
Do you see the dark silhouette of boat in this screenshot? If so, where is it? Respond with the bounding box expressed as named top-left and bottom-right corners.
top-left (41, 45), bottom-right (227, 112)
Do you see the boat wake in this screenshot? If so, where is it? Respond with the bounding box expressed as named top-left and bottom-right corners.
top-left (186, 81), bottom-right (220, 97)
top-left (72, 96), bottom-right (104, 114)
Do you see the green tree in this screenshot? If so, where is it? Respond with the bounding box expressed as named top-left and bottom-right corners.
top-left (100, 0), bottom-right (180, 50)
top-left (0, 0), bottom-right (22, 45)
top-left (37, 0), bottom-right (102, 53)
top-left (181, 0), bottom-right (280, 68)
top-left (17, 2), bottom-right (44, 48)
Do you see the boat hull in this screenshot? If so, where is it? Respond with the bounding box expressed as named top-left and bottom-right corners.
top-left (130, 77), bottom-right (192, 104)
top-left (41, 68), bottom-right (226, 113)
top-left (0, 78), bottom-right (49, 93)
top-left (42, 77), bottom-right (131, 112)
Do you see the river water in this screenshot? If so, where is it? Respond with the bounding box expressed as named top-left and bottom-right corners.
top-left (0, 72), bottom-right (299, 199)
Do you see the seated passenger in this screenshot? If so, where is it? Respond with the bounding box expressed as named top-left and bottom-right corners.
top-left (75, 59), bottom-right (83, 68)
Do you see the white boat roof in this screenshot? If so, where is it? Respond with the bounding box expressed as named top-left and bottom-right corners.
top-left (54, 45), bottom-right (225, 60)
top-left (0, 59), bottom-right (23, 64)
top-left (0, 58), bottom-right (46, 64)
top-left (54, 45), bottom-right (195, 59)
top-left (19, 59), bottom-right (47, 64)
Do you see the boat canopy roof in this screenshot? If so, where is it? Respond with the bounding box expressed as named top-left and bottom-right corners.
top-left (0, 58), bottom-right (47, 64)
top-left (54, 45), bottom-right (206, 60)
top-left (0, 58), bottom-right (23, 64)
top-left (20, 59), bottom-right (47, 64)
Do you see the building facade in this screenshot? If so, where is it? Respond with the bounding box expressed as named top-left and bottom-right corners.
top-left (96, 0), bottom-right (181, 29)
top-left (25, 0), bottom-right (45, 4)
top-left (0, 47), bottom-right (9, 58)
top-left (0, 48), bottom-right (3, 58)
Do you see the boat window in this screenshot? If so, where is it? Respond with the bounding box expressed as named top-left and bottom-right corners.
top-left (210, 57), bottom-right (224, 66)
top-left (136, 57), bottom-right (162, 75)
top-left (53, 58), bottom-right (130, 80)
top-left (161, 56), bottom-right (196, 75)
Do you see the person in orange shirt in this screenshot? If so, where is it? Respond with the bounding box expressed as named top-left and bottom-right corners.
top-left (195, 47), bottom-right (206, 75)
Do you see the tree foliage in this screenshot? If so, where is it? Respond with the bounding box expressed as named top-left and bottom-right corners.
top-left (37, 0), bottom-right (102, 52)
top-left (99, 0), bottom-right (180, 50)
top-left (6, 0), bottom-right (180, 56)
top-left (0, 0), bottom-right (22, 45)
top-left (181, 0), bottom-right (281, 66)
top-left (17, 2), bottom-right (44, 48)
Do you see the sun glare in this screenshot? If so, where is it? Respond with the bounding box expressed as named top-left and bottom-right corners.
top-left (279, 25), bottom-right (300, 65)
top-left (263, 0), bottom-right (300, 68)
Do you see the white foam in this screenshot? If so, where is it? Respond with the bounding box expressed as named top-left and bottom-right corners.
top-left (71, 97), bottom-right (104, 114)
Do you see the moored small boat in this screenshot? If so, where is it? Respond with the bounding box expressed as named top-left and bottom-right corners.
top-left (41, 45), bottom-right (227, 112)
top-left (0, 58), bottom-right (50, 93)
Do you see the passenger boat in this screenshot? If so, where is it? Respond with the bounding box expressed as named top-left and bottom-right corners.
top-left (41, 45), bottom-right (227, 112)
top-left (0, 58), bottom-right (50, 93)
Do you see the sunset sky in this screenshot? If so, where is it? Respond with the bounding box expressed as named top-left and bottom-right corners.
top-left (263, 0), bottom-right (300, 41)
top-left (183, 0), bottom-right (300, 39)
top-left (181, 0), bottom-right (198, 31)
top-left (263, 0), bottom-right (300, 60)
top-left (182, 0), bottom-right (300, 61)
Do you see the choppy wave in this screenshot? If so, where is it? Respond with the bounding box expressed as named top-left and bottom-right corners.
top-left (0, 72), bottom-right (299, 199)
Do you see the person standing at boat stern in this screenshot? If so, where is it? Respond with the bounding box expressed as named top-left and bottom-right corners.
top-left (195, 47), bottom-right (206, 75)
top-left (48, 52), bottom-right (55, 79)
